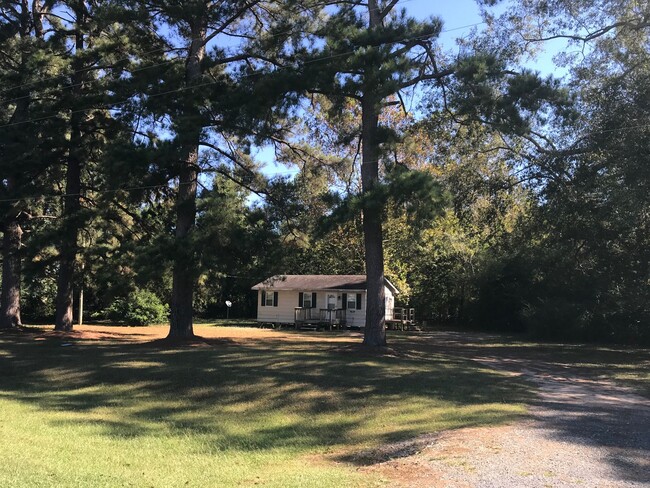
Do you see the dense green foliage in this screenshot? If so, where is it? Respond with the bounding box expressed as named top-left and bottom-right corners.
top-left (105, 288), bottom-right (169, 326)
top-left (0, 0), bottom-right (647, 343)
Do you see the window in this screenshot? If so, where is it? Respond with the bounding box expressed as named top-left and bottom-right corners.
top-left (299, 292), bottom-right (317, 308)
top-left (347, 294), bottom-right (356, 310)
top-left (262, 290), bottom-right (276, 307)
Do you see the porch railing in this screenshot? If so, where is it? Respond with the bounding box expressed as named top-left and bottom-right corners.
top-left (294, 307), bottom-right (317, 323)
top-left (294, 307), bottom-right (346, 326)
top-left (319, 308), bottom-right (346, 326)
top-left (388, 307), bottom-right (415, 323)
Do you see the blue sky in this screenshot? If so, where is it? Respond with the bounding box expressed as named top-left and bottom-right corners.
top-left (407, 0), bottom-right (567, 76)
top-left (259, 0), bottom-right (487, 179)
top-left (407, 0), bottom-right (483, 33)
top-left (257, 0), bottom-right (566, 179)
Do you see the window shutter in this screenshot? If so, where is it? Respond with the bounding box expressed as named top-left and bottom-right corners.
top-left (273, 291), bottom-right (279, 307)
top-left (312, 292), bottom-right (317, 308)
top-left (261, 290), bottom-right (266, 307)
top-left (298, 292), bottom-right (303, 308)
top-left (342, 293), bottom-right (347, 310)
top-left (356, 293), bottom-right (362, 310)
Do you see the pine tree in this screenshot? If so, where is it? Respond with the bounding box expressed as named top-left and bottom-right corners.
top-left (129, 0), bottom-right (317, 339)
top-left (50, 1), bottom-right (159, 330)
top-left (301, 0), bottom-right (449, 346)
top-left (0, 0), bottom-right (59, 328)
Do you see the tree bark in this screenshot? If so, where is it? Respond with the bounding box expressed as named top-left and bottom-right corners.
top-left (361, 0), bottom-right (387, 347)
top-left (54, 133), bottom-right (81, 330)
top-left (360, 94), bottom-right (387, 346)
top-left (167, 24), bottom-right (206, 340)
top-left (0, 2), bottom-right (32, 328)
top-left (0, 216), bottom-right (23, 329)
top-left (54, 24), bottom-right (84, 331)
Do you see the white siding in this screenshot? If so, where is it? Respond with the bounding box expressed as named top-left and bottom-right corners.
top-left (255, 286), bottom-right (394, 327)
top-left (256, 290), bottom-right (298, 324)
top-left (385, 288), bottom-right (395, 320)
top-left (340, 291), bottom-right (364, 328)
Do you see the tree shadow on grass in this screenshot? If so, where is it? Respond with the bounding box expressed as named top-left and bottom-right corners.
top-left (396, 330), bottom-right (650, 484)
top-left (399, 330), bottom-right (650, 394)
top-left (0, 330), bottom-right (531, 460)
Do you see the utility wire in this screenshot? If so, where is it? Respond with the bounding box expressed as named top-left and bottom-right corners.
top-left (0, 0), bottom-right (438, 100)
top-left (0, 167), bottom-right (342, 204)
top-left (0, 18), bottom-right (484, 104)
top-left (0, 183), bottom-right (181, 204)
top-left (0, 0), bottom-right (337, 97)
top-left (3, 109), bottom-right (648, 206)
top-left (0, 22), bottom-right (484, 131)
top-left (0, 15), bottom-right (486, 204)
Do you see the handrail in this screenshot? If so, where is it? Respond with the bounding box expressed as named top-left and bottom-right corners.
top-left (387, 307), bottom-right (415, 323)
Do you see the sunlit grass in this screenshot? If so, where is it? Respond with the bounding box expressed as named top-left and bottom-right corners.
top-left (196, 318), bottom-right (259, 327)
top-left (393, 329), bottom-right (650, 398)
top-left (0, 327), bottom-right (530, 487)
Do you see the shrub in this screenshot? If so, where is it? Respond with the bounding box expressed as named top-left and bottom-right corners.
top-left (106, 288), bottom-right (168, 326)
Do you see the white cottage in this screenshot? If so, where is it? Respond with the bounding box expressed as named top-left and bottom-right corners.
top-left (251, 274), bottom-right (399, 329)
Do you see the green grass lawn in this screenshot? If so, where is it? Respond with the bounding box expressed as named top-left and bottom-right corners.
top-left (437, 333), bottom-right (650, 398)
top-left (197, 318), bottom-right (260, 327)
top-left (519, 344), bottom-right (650, 397)
top-left (0, 327), bottom-right (530, 487)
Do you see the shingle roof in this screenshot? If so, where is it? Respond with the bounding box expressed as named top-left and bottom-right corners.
top-left (251, 275), bottom-right (399, 294)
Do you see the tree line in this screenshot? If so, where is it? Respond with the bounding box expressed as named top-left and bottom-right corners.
top-left (1, 0), bottom-right (648, 345)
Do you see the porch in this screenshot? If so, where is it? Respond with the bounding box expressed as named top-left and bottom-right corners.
top-left (292, 306), bottom-right (416, 330)
top-left (294, 307), bottom-right (347, 330)
top-left (386, 307), bottom-right (416, 330)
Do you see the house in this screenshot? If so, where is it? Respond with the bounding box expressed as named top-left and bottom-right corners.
top-left (251, 274), bottom-right (400, 328)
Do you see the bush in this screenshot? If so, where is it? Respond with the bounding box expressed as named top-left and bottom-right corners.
top-left (105, 288), bottom-right (169, 326)
top-left (470, 254), bottom-right (532, 333)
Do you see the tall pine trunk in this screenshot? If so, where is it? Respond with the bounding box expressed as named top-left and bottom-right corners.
top-left (167, 27), bottom-right (205, 339)
top-left (360, 95), bottom-right (386, 346)
top-left (361, 0), bottom-right (386, 347)
top-left (54, 28), bottom-right (84, 331)
top-left (54, 142), bottom-right (81, 330)
top-left (1, 211), bottom-right (23, 329)
top-left (0, 1), bottom-right (38, 329)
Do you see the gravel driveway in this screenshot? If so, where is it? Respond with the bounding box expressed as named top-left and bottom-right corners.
top-left (366, 331), bottom-right (650, 487)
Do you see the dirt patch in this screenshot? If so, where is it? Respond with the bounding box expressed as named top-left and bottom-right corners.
top-left (8, 323), bottom-right (363, 346)
top-left (361, 331), bottom-right (650, 488)
top-left (366, 420), bottom-right (648, 487)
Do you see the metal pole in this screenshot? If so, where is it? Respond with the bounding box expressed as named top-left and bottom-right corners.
top-left (78, 262), bottom-right (84, 326)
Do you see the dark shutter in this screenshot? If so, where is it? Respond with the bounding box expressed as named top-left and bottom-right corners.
top-left (273, 291), bottom-right (279, 307)
top-left (356, 293), bottom-right (362, 310)
top-left (312, 292), bottom-right (317, 308)
top-left (298, 292), bottom-right (304, 308)
top-left (342, 293), bottom-right (347, 310)
top-left (261, 290), bottom-right (266, 307)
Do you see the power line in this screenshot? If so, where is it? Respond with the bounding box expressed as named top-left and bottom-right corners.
top-left (0, 183), bottom-right (177, 204)
top-left (0, 12), bottom-right (486, 205)
top-left (0, 22), bottom-right (485, 131)
top-left (4, 107), bottom-right (650, 207)
top-left (0, 5), bottom-right (484, 104)
top-left (0, 0), bottom-right (337, 98)
top-left (0, 0), bottom-right (441, 100)
top-left (0, 167), bottom-right (335, 204)
top-left (0, 57), bottom-right (180, 106)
